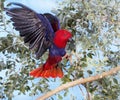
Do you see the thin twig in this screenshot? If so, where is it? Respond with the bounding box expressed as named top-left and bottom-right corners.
top-left (0, 42), bottom-right (28, 52)
top-left (37, 66), bottom-right (120, 100)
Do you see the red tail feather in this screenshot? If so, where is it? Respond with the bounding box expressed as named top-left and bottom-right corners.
top-left (30, 65), bottom-right (63, 78)
top-left (30, 55), bottom-right (63, 78)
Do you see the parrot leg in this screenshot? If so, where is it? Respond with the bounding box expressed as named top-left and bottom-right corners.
top-left (62, 54), bottom-right (69, 59)
top-left (62, 54), bottom-right (72, 64)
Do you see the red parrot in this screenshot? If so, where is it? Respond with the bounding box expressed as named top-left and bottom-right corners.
top-left (5, 3), bottom-right (72, 78)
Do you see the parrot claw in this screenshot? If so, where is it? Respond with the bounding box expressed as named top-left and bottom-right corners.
top-left (62, 54), bottom-right (72, 64)
top-left (62, 54), bottom-right (68, 59)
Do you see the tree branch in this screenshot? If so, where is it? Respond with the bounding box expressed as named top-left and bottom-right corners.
top-left (37, 66), bottom-right (120, 100)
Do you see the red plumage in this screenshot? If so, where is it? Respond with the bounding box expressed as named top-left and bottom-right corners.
top-left (54, 30), bottom-right (72, 48)
top-left (30, 55), bottom-right (63, 78)
top-left (30, 30), bottom-right (72, 78)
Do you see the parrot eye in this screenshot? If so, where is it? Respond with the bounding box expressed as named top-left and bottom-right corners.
top-left (64, 34), bottom-right (66, 37)
top-left (64, 33), bottom-right (68, 37)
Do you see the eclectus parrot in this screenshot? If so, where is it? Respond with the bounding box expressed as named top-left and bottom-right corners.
top-left (5, 3), bottom-right (72, 78)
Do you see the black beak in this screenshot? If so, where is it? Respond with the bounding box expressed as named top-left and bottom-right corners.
top-left (68, 38), bottom-right (74, 42)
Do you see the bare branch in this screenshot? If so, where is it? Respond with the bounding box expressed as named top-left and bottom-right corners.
top-left (37, 66), bottom-right (120, 100)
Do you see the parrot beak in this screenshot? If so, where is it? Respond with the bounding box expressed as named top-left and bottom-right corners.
top-left (68, 38), bottom-right (74, 42)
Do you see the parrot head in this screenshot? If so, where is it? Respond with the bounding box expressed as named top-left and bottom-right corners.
top-left (54, 29), bottom-right (72, 48)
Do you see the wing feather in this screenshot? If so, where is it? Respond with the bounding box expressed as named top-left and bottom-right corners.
top-left (5, 2), bottom-right (54, 58)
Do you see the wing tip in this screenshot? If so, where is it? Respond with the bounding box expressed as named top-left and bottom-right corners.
top-left (6, 2), bottom-right (34, 12)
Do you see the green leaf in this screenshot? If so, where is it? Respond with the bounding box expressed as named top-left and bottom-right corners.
top-left (0, 77), bottom-right (3, 80)
top-left (64, 91), bottom-right (68, 97)
top-left (113, 78), bottom-right (118, 84)
top-left (58, 94), bottom-right (63, 100)
top-left (81, 63), bottom-right (87, 67)
top-left (87, 53), bottom-right (94, 58)
top-left (87, 70), bottom-right (93, 74)
top-left (81, 57), bottom-right (87, 61)
top-left (5, 71), bottom-right (8, 76)
top-left (25, 86), bottom-right (31, 91)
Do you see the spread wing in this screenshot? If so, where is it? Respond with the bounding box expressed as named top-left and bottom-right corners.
top-left (44, 13), bottom-right (60, 32)
top-left (5, 2), bottom-right (54, 58)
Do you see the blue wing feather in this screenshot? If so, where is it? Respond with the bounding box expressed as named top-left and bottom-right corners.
top-left (44, 13), bottom-right (60, 32)
top-left (5, 2), bottom-right (54, 58)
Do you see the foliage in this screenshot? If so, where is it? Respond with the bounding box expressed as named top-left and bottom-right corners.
top-left (57, 0), bottom-right (120, 99)
top-left (0, 0), bottom-right (120, 100)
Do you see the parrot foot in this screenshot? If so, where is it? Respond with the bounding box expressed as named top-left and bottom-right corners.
top-left (62, 54), bottom-right (72, 64)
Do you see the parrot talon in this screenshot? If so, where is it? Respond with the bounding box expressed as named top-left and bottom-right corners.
top-left (62, 54), bottom-right (72, 65)
top-left (62, 54), bottom-right (71, 60)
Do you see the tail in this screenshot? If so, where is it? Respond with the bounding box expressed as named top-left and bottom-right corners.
top-left (30, 65), bottom-right (63, 78)
top-left (30, 55), bottom-right (63, 78)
